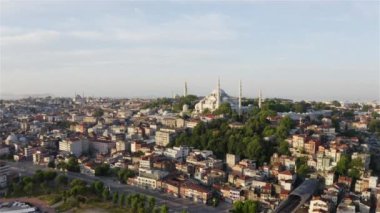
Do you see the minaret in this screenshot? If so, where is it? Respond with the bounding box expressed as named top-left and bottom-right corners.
top-left (258, 89), bottom-right (263, 109)
top-left (184, 81), bottom-right (188, 97)
top-left (238, 80), bottom-right (242, 116)
top-left (216, 77), bottom-right (221, 107)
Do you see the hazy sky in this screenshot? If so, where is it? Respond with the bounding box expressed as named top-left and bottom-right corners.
top-left (0, 0), bottom-right (379, 101)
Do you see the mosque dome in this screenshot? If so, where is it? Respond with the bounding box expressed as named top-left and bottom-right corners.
top-left (211, 89), bottom-right (228, 97)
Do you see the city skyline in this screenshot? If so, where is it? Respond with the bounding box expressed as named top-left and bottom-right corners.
top-left (1, 0), bottom-right (379, 101)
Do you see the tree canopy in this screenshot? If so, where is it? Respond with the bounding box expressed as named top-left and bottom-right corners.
top-left (173, 109), bottom-right (293, 165)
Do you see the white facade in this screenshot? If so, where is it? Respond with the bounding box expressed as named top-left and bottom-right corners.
top-left (59, 139), bottom-right (89, 157)
top-left (194, 88), bottom-right (239, 113)
top-left (163, 146), bottom-right (190, 161)
top-left (309, 199), bottom-right (331, 213)
top-left (369, 176), bottom-right (378, 189)
top-left (137, 176), bottom-right (157, 189)
top-left (325, 173), bottom-right (335, 186)
top-left (116, 141), bottom-right (127, 152)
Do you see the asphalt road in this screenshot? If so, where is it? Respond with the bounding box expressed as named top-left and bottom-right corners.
top-left (6, 161), bottom-right (231, 213)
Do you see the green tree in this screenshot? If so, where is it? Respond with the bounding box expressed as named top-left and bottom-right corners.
top-left (213, 103), bottom-right (232, 115)
top-left (33, 170), bottom-right (45, 183)
top-left (278, 140), bottom-right (290, 155)
top-left (276, 116), bottom-right (293, 139)
top-left (92, 180), bottom-right (104, 195)
top-left (56, 161), bottom-right (67, 171)
top-left (369, 120), bottom-right (380, 133)
top-left (55, 175), bottom-right (68, 186)
top-left (70, 179), bottom-right (86, 187)
top-left (43, 170), bottom-right (57, 181)
top-left (119, 193), bottom-right (126, 207)
top-left (47, 161), bottom-right (55, 168)
top-left (148, 197), bottom-right (156, 212)
top-left (262, 126), bottom-right (275, 137)
top-left (293, 101), bottom-right (308, 113)
top-left (245, 137), bottom-right (262, 160)
top-left (102, 188), bottom-right (110, 201)
top-left (117, 168), bottom-right (135, 183)
top-left (296, 157), bottom-right (309, 177)
top-left (335, 155), bottom-right (350, 176)
top-left (66, 157), bottom-right (80, 172)
top-left (93, 108), bottom-right (104, 117)
top-left (348, 158), bottom-right (363, 179)
top-left (95, 163), bottom-right (110, 176)
top-left (160, 205), bottom-right (169, 213)
top-left (24, 182), bottom-right (34, 196)
top-left (112, 191), bottom-right (119, 204)
top-left (232, 200), bottom-right (258, 213)
top-left (331, 100), bottom-right (341, 107)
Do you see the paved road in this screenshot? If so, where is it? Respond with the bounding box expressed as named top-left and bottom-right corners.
top-left (7, 161), bottom-right (231, 213)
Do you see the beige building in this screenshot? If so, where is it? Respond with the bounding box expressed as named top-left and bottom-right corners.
top-left (155, 130), bottom-right (175, 147)
top-left (226, 154), bottom-right (240, 171)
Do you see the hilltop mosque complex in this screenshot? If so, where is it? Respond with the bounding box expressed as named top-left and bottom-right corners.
top-left (193, 79), bottom-right (260, 114)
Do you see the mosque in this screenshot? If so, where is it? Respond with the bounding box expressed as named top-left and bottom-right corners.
top-left (192, 78), bottom-right (258, 114)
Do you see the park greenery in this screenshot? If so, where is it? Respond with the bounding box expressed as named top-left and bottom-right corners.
top-left (143, 96), bottom-right (344, 116)
top-left (171, 108), bottom-right (294, 165)
top-left (172, 95), bottom-right (198, 112)
top-left (231, 200), bottom-right (259, 213)
top-left (6, 170), bottom-right (169, 213)
top-left (143, 98), bottom-right (172, 109)
top-left (56, 156), bottom-right (80, 172)
top-left (295, 157), bottom-right (310, 178)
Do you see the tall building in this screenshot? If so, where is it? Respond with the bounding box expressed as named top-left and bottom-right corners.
top-left (155, 130), bottom-right (175, 147)
top-left (226, 154), bottom-right (240, 171)
top-left (59, 138), bottom-right (89, 157)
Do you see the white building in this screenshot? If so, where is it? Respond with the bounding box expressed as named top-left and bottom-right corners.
top-left (163, 146), bottom-right (190, 161)
top-left (137, 168), bottom-right (169, 189)
top-left (116, 141), bottom-right (128, 152)
top-left (369, 176), bottom-right (378, 189)
top-left (325, 173), bottom-right (335, 186)
top-left (59, 138), bottom-right (89, 157)
top-left (309, 198), bottom-right (332, 213)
